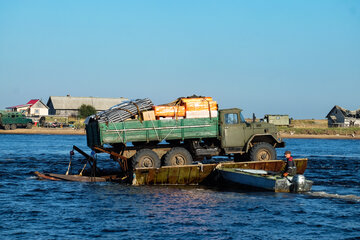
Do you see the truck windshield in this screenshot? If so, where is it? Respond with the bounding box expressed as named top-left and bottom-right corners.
top-left (240, 113), bottom-right (246, 123)
top-left (225, 112), bottom-right (247, 124)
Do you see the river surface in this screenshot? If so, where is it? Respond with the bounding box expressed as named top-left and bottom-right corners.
top-left (0, 134), bottom-right (359, 239)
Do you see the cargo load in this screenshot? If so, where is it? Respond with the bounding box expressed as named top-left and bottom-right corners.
top-left (186, 110), bottom-right (218, 118)
top-left (93, 98), bottom-right (154, 123)
top-left (153, 105), bottom-right (186, 118)
top-left (141, 110), bottom-right (156, 121)
top-left (85, 96), bottom-right (219, 123)
top-left (152, 96), bottom-right (218, 120)
top-left (182, 100), bottom-right (218, 111)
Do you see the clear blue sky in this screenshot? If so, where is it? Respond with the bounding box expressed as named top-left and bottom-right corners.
top-left (0, 0), bottom-right (359, 119)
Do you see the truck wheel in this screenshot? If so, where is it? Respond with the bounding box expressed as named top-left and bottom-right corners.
top-left (4, 124), bottom-right (10, 130)
top-left (164, 147), bottom-right (193, 166)
top-left (26, 123), bottom-right (32, 129)
top-left (249, 142), bottom-right (276, 161)
top-left (10, 124), bottom-right (16, 130)
top-left (132, 149), bottom-right (161, 169)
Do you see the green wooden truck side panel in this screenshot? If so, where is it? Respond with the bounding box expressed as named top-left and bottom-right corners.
top-left (86, 117), bottom-right (219, 148)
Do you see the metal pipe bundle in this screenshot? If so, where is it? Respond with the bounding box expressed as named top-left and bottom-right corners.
top-left (97, 98), bottom-right (154, 123)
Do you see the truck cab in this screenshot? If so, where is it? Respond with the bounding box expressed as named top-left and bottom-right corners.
top-left (219, 108), bottom-right (284, 161)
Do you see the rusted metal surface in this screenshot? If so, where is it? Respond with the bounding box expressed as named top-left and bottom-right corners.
top-left (132, 163), bottom-right (216, 185)
top-left (49, 173), bottom-right (107, 182)
top-left (34, 172), bottom-right (108, 182)
top-left (294, 158), bottom-right (307, 174)
top-left (34, 171), bottom-right (61, 181)
top-left (217, 159), bottom-right (307, 174)
top-left (132, 158), bottom-right (308, 185)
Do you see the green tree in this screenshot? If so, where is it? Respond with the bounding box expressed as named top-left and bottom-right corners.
top-left (78, 104), bottom-right (96, 118)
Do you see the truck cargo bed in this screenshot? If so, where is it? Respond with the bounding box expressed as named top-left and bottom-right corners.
top-left (86, 117), bottom-right (219, 148)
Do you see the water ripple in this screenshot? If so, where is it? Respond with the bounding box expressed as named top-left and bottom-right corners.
top-left (0, 136), bottom-right (359, 239)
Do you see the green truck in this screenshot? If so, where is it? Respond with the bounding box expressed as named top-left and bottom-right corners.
top-left (86, 108), bottom-right (285, 168)
top-left (0, 111), bottom-right (33, 130)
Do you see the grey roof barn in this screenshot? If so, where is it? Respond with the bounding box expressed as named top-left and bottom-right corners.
top-left (326, 105), bottom-right (360, 127)
top-left (47, 96), bottom-right (128, 116)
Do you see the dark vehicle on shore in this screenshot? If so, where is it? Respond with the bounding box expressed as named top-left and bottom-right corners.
top-left (0, 111), bottom-right (33, 130)
top-left (86, 103), bottom-right (285, 169)
top-left (39, 116), bottom-right (69, 128)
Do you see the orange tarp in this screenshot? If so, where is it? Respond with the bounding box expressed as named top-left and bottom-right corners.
top-left (153, 105), bottom-right (186, 117)
top-left (153, 97), bottom-right (218, 119)
top-left (184, 101), bottom-right (218, 111)
top-left (186, 110), bottom-right (218, 118)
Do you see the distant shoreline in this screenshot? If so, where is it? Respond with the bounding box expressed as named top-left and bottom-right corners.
top-left (0, 128), bottom-right (85, 135)
top-left (1, 128), bottom-right (359, 140)
top-left (280, 133), bottom-right (360, 140)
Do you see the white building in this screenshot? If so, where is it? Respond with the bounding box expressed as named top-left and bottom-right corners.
top-left (6, 99), bottom-right (49, 116)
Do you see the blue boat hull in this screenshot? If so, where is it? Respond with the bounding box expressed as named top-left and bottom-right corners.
top-left (218, 168), bottom-right (278, 191)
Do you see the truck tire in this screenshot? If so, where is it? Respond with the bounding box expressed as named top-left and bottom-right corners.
top-left (4, 124), bottom-right (10, 130)
top-left (132, 149), bottom-right (161, 169)
top-left (164, 147), bottom-right (193, 166)
top-left (10, 124), bottom-right (16, 130)
top-left (249, 142), bottom-right (276, 161)
top-left (26, 123), bottom-right (32, 129)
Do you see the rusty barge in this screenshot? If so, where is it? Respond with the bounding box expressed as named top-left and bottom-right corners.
top-left (35, 144), bottom-right (308, 186)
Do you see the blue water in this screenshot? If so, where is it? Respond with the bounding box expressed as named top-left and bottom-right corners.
top-left (1, 135), bottom-right (360, 239)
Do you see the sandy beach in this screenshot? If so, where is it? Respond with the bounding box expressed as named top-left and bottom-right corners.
top-left (1, 127), bottom-right (359, 139)
top-left (0, 128), bottom-right (86, 135)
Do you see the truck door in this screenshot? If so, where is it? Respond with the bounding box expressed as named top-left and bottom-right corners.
top-left (220, 110), bottom-right (246, 149)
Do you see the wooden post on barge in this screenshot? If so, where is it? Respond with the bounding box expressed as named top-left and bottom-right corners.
top-left (70, 144), bottom-right (131, 182)
top-left (93, 146), bottom-right (129, 174)
top-left (72, 145), bottom-right (97, 176)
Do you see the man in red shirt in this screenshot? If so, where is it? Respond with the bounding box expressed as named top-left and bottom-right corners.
top-left (283, 150), bottom-right (297, 177)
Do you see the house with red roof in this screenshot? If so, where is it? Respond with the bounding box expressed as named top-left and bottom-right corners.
top-left (6, 99), bottom-right (49, 116)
